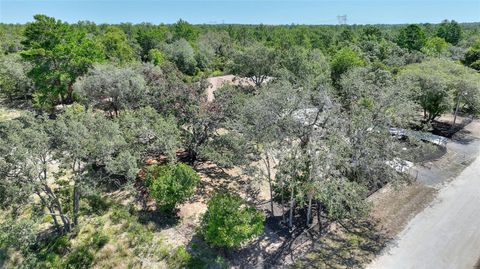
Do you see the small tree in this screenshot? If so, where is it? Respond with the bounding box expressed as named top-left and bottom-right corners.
top-left (200, 193), bottom-right (265, 249)
top-left (74, 64), bottom-right (148, 116)
top-left (145, 163), bottom-right (199, 212)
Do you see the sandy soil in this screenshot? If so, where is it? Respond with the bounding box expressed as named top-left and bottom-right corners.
top-left (205, 75), bottom-right (254, 102)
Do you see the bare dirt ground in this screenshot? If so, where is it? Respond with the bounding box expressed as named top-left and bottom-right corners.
top-left (206, 75), bottom-right (254, 102)
top-left (368, 183), bottom-right (437, 237)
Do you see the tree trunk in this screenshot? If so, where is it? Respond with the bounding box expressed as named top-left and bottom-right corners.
top-left (35, 191), bottom-right (61, 234)
top-left (452, 94), bottom-right (461, 129)
top-left (288, 185), bottom-right (295, 229)
top-left (45, 183), bottom-right (71, 232)
top-left (306, 195), bottom-right (313, 227)
top-left (73, 183), bottom-right (80, 226)
top-left (317, 201), bottom-right (321, 231)
top-left (281, 179), bottom-right (286, 223)
top-left (265, 152), bottom-right (274, 215)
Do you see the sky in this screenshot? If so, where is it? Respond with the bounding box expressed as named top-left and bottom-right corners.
top-left (0, 0), bottom-right (479, 25)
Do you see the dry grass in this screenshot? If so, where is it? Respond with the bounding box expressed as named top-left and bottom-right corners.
top-left (368, 182), bottom-right (437, 237)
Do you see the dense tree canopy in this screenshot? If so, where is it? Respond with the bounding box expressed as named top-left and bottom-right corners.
top-left (1, 15), bottom-right (480, 268)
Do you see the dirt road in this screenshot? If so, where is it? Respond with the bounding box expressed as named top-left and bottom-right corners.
top-left (367, 150), bottom-right (480, 269)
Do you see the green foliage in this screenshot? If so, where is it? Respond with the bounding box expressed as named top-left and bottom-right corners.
top-left (163, 38), bottom-right (197, 75)
top-left (331, 47), bottom-right (365, 83)
top-left (82, 194), bottom-right (111, 215)
top-left (167, 247), bottom-right (191, 268)
top-left (147, 48), bottom-right (166, 65)
top-left (89, 231), bottom-right (109, 249)
top-left (172, 19), bottom-right (198, 42)
top-left (0, 53), bottom-right (33, 101)
top-left (400, 59), bottom-right (480, 122)
top-left (230, 42), bottom-right (277, 86)
top-left (63, 245), bottom-right (94, 269)
top-left (437, 20), bottom-right (462, 45)
top-left (464, 37), bottom-right (480, 71)
top-left (317, 179), bottom-right (370, 221)
top-left (397, 24), bottom-right (426, 51)
top-left (421, 37), bottom-right (450, 57)
top-left (21, 15), bottom-right (105, 108)
top-left (74, 64), bottom-right (148, 113)
top-left (98, 26), bottom-right (136, 64)
top-left (200, 193), bottom-right (265, 249)
top-left (145, 163), bottom-right (200, 212)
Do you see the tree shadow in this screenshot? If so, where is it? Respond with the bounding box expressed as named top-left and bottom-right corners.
top-left (292, 219), bottom-right (392, 268)
top-left (432, 117), bottom-right (473, 140)
top-left (135, 208), bottom-right (180, 230)
top-left (192, 163), bottom-right (248, 202)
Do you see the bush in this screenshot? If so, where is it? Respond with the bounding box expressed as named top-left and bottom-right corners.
top-left (167, 247), bottom-right (191, 268)
top-left (82, 194), bottom-right (111, 215)
top-left (200, 193), bottom-right (265, 249)
top-left (145, 163), bottom-right (199, 212)
top-left (63, 245), bottom-right (94, 269)
top-left (90, 231), bottom-right (109, 249)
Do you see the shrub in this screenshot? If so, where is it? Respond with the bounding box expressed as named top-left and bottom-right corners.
top-left (90, 231), bottom-right (109, 249)
top-left (145, 163), bottom-right (199, 212)
top-left (82, 194), bottom-right (111, 215)
top-left (167, 247), bottom-right (191, 268)
top-left (200, 193), bottom-right (265, 249)
top-left (63, 245), bottom-right (94, 269)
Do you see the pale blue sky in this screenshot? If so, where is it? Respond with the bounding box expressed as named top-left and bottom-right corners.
top-left (0, 0), bottom-right (479, 25)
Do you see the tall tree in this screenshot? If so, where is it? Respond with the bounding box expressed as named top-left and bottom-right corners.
top-left (98, 26), bottom-right (137, 64)
top-left (230, 42), bottom-right (277, 87)
top-left (53, 107), bottom-right (126, 226)
top-left (0, 114), bottom-right (72, 233)
top-left (397, 24), bottom-right (426, 51)
top-left (21, 15), bottom-right (105, 108)
top-left (437, 20), bottom-right (462, 45)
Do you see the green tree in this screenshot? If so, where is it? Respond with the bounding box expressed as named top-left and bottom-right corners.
top-left (98, 26), bottom-right (136, 64)
top-left (0, 114), bottom-right (72, 233)
top-left (437, 20), bottom-right (462, 45)
top-left (172, 19), bottom-right (198, 42)
top-left (230, 42), bottom-right (277, 87)
top-left (330, 47), bottom-right (365, 85)
top-left (74, 64), bottom-right (148, 116)
top-left (135, 25), bottom-right (167, 61)
top-left (145, 163), bottom-right (199, 212)
top-left (317, 179), bottom-right (369, 221)
top-left (400, 59), bottom-right (480, 123)
top-left (397, 24), bottom-right (426, 51)
top-left (147, 48), bottom-right (166, 66)
top-left (21, 15), bottom-right (105, 108)
top-left (115, 107), bottom-right (180, 163)
top-left (0, 53), bottom-right (33, 101)
top-left (464, 38), bottom-right (480, 71)
top-left (277, 46), bottom-right (330, 90)
top-left (200, 193), bottom-right (265, 249)
top-left (163, 39), bottom-right (197, 75)
top-left (54, 107), bottom-right (126, 226)
top-left (421, 37), bottom-right (450, 57)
